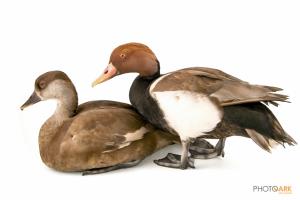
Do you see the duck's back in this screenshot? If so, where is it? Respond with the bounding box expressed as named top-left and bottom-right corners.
top-left (77, 100), bottom-right (133, 113)
top-left (63, 101), bottom-right (147, 153)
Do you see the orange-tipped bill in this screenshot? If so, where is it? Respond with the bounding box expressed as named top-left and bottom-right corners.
top-left (92, 63), bottom-right (118, 87)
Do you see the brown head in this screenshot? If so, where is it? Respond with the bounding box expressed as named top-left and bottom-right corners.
top-left (20, 71), bottom-right (78, 113)
top-left (92, 43), bottom-right (159, 87)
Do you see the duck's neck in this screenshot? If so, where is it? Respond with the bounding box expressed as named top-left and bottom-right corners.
top-left (38, 87), bottom-right (78, 165)
top-left (129, 60), bottom-right (168, 131)
top-left (53, 92), bottom-right (78, 122)
top-left (41, 86), bottom-right (78, 134)
top-left (139, 60), bottom-right (161, 80)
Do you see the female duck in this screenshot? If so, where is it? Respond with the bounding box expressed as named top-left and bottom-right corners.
top-left (20, 70), bottom-right (180, 175)
top-left (92, 42), bottom-right (296, 169)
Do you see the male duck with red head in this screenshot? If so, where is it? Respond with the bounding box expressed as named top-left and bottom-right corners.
top-left (92, 42), bottom-right (296, 169)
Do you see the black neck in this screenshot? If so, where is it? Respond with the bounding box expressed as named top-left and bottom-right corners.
top-left (129, 60), bottom-right (175, 134)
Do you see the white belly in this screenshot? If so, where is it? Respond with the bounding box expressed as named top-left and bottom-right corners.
top-left (152, 90), bottom-right (223, 141)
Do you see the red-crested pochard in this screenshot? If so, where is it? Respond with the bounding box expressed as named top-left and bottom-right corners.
top-left (20, 70), bottom-right (183, 175)
top-left (92, 43), bottom-right (296, 169)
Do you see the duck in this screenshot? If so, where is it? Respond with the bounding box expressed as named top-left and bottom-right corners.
top-left (92, 42), bottom-right (297, 169)
top-left (20, 70), bottom-right (184, 175)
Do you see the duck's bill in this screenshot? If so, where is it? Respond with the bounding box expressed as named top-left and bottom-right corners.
top-left (20, 92), bottom-right (41, 110)
top-left (92, 63), bottom-right (118, 87)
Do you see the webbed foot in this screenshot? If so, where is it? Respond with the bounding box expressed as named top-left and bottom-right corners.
top-left (154, 153), bottom-right (195, 169)
top-left (189, 138), bottom-right (226, 159)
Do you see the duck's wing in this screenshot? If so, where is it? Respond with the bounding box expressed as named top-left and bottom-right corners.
top-left (150, 67), bottom-right (288, 106)
top-left (60, 108), bottom-right (150, 154)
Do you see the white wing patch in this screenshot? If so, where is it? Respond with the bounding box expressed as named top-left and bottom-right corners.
top-left (123, 126), bottom-right (148, 143)
top-left (103, 126), bottom-right (148, 153)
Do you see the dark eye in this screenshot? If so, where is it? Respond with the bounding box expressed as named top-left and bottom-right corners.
top-left (38, 81), bottom-right (46, 89)
top-left (120, 53), bottom-right (126, 59)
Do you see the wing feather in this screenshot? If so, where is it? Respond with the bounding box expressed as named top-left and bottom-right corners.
top-left (150, 67), bottom-right (288, 106)
top-left (60, 108), bottom-right (149, 155)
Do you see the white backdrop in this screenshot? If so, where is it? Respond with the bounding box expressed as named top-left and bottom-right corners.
top-left (0, 0), bottom-right (299, 200)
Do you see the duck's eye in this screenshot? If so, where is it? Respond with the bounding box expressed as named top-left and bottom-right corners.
top-left (120, 53), bottom-right (126, 59)
top-left (38, 81), bottom-right (46, 89)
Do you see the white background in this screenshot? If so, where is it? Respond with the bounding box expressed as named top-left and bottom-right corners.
top-left (0, 0), bottom-right (299, 199)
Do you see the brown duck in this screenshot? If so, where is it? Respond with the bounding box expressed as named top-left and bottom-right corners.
top-left (20, 70), bottom-right (183, 175)
top-left (92, 42), bottom-right (297, 169)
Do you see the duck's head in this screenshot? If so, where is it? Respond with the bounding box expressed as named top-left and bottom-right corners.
top-left (92, 42), bottom-right (159, 87)
top-left (20, 71), bottom-right (77, 110)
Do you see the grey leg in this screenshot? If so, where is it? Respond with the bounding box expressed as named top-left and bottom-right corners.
top-left (180, 140), bottom-right (191, 169)
top-left (82, 160), bottom-right (142, 175)
top-left (216, 138), bottom-right (226, 157)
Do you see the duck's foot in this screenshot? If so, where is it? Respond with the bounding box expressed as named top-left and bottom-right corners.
top-left (82, 160), bottom-right (142, 175)
top-left (189, 138), bottom-right (226, 159)
top-left (153, 153), bottom-right (195, 169)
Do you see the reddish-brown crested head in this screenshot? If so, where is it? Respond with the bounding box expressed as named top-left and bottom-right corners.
top-left (92, 42), bottom-right (159, 87)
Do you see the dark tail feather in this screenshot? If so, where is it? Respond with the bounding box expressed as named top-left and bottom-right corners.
top-left (223, 102), bottom-right (296, 152)
top-left (246, 104), bottom-right (297, 152)
top-left (271, 115), bottom-right (297, 146)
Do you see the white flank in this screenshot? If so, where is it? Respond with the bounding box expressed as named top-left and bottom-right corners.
top-left (152, 90), bottom-right (222, 140)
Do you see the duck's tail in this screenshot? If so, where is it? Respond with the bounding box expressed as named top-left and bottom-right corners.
top-left (245, 125), bottom-right (296, 153)
top-left (223, 103), bottom-right (297, 152)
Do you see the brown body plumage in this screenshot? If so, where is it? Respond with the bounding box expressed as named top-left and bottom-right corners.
top-left (21, 71), bottom-right (178, 174)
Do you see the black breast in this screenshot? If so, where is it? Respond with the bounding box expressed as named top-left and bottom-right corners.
top-left (129, 76), bottom-right (175, 133)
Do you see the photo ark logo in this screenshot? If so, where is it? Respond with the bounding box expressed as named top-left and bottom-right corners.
top-left (253, 185), bottom-right (292, 194)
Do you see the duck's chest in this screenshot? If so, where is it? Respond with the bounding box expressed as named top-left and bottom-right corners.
top-left (129, 76), bottom-right (172, 132)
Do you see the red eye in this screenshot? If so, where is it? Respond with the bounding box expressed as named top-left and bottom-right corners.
top-left (120, 54), bottom-right (126, 59)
